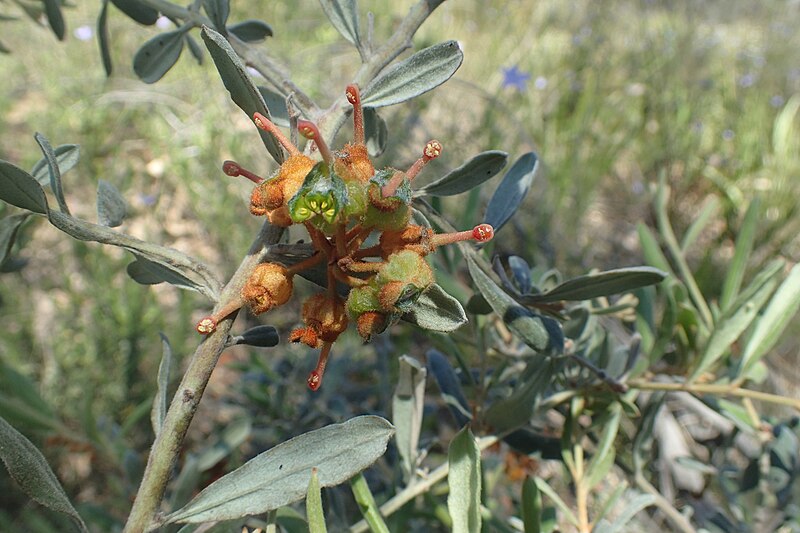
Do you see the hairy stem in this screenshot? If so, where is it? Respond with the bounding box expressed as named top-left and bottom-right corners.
top-left (123, 224), bottom-right (283, 533)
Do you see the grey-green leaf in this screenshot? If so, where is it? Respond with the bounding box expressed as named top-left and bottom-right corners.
top-left (0, 160), bottom-right (49, 214)
top-left (229, 325), bottom-right (280, 348)
top-left (133, 29), bottom-right (186, 84)
top-left (33, 133), bottom-right (70, 214)
top-left (484, 152), bottom-right (538, 233)
top-left (739, 262), bottom-right (800, 375)
top-left (201, 26), bottom-right (284, 164)
top-left (111, 0), bottom-right (159, 25)
top-left (416, 151), bottom-right (508, 197)
top-left (403, 283), bottom-right (467, 332)
top-left (203, 0), bottom-right (230, 32)
top-left (521, 267), bottom-right (668, 304)
top-left (31, 144), bottom-right (81, 187)
top-left (151, 333), bottom-right (172, 437)
top-left (0, 416), bottom-right (88, 532)
top-left (257, 86), bottom-right (290, 127)
top-left (126, 254), bottom-right (216, 297)
top-left (42, 0), bottom-right (65, 40)
top-left (364, 107), bottom-right (388, 157)
top-left (318, 0), bottom-right (360, 47)
top-left (0, 214), bottom-right (29, 267)
top-left (165, 416), bottom-right (394, 524)
top-left (98, 0), bottom-right (113, 75)
top-left (468, 256), bottom-right (563, 353)
top-left (361, 41), bottom-right (463, 108)
top-left (97, 180), bottom-right (127, 227)
top-left (227, 19), bottom-right (274, 42)
top-left (392, 356), bottom-right (427, 481)
top-left (306, 469), bottom-right (327, 533)
top-left (521, 476), bottom-right (541, 533)
top-left (448, 425), bottom-right (481, 533)
top-left (46, 211), bottom-right (220, 300)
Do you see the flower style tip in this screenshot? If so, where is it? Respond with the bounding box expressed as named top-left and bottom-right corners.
top-left (381, 140), bottom-right (443, 198)
top-left (254, 112), bottom-right (300, 156)
top-left (429, 224), bottom-right (495, 248)
top-left (297, 120), bottom-right (333, 165)
top-left (223, 160), bottom-right (264, 184)
top-left (345, 84), bottom-right (365, 144)
top-left (307, 342), bottom-right (333, 391)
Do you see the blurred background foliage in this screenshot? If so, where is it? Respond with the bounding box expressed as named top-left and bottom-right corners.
top-left (1, 0), bottom-right (799, 531)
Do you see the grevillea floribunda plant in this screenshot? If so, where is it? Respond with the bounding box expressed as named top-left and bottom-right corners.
top-left (197, 85), bottom-right (494, 390)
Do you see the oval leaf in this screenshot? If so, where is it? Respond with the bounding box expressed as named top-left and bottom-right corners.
top-left (97, 180), bottom-right (127, 227)
top-left (521, 266), bottom-right (668, 304)
top-left (0, 416), bottom-right (88, 532)
top-left (31, 144), bottom-right (80, 188)
top-left (98, 0), bottom-right (114, 75)
top-left (126, 254), bottom-right (215, 297)
top-left (201, 26), bottom-right (284, 164)
top-left (111, 0), bottom-right (159, 25)
top-left (0, 160), bottom-right (49, 214)
top-left (133, 29), bottom-right (186, 84)
top-left (230, 325), bottom-right (280, 348)
top-left (318, 0), bottom-right (360, 47)
top-left (484, 152), bottom-right (538, 233)
top-left (363, 107), bottom-right (388, 157)
top-left (42, 0), bottom-right (65, 40)
top-left (427, 349), bottom-right (471, 426)
top-left (402, 283), bottom-right (467, 332)
top-left (467, 256), bottom-right (563, 353)
top-left (33, 133), bottom-right (69, 214)
top-left (0, 214), bottom-right (29, 267)
top-left (227, 19), bottom-right (274, 42)
top-left (361, 41), bottom-right (463, 108)
top-left (448, 426), bottom-right (481, 533)
top-left (416, 151), bottom-right (508, 197)
top-left (203, 0), bottom-right (230, 32)
top-left (165, 416), bottom-right (394, 524)
top-left (392, 355), bottom-right (427, 481)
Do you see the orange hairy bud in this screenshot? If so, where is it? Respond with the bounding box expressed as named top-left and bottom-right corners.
top-left (278, 154), bottom-right (316, 200)
top-left (266, 206), bottom-right (294, 227)
top-left (301, 294), bottom-right (348, 343)
top-left (289, 327), bottom-right (321, 348)
top-left (356, 311), bottom-right (387, 341)
top-left (250, 179), bottom-right (285, 215)
top-left (334, 143), bottom-right (374, 183)
top-left (379, 225), bottom-right (431, 257)
top-left (242, 263), bottom-right (293, 315)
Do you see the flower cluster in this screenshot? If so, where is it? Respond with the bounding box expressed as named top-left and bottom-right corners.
top-left (197, 85), bottom-right (494, 390)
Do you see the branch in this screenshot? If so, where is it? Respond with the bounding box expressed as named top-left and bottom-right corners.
top-left (123, 223), bottom-right (284, 533)
top-left (629, 379), bottom-right (800, 411)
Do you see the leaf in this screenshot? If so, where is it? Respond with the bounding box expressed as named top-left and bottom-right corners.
top-left (96, 180), bottom-right (127, 227)
top-left (427, 349), bottom-right (472, 427)
top-left (31, 144), bottom-right (81, 187)
top-left (201, 25), bottom-right (284, 164)
top-left (402, 283), bottom-right (467, 332)
top-left (125, 254), bottom-right (216, 298)
top-left (110, 0), bottom-right (159, 25)
top-left (227, 19), bottom-right (274, 42)
top-left (448, 425), bottom-right (481, 533)
top-left (586, 403), bottom-right (621, 488)
top-left (151, 333), bottom-right (172, 437)
top-left (203, 0), bottom-right (230, 32)
top-left (533, 477), bottom-right (578, 527)
top-left (33, 133), bottom-right (70, 214)
top-left (416, 151), bottom-right (508, 197)
top-left (483, 152), bottom-right (538, 233)
top-left (98, 0), bottom-right (113, 75)
top-left (468, 256), bottom-right (563, 353)
top-left (133, 28), bottom-right (186, 84)
top-left (363, 107), bottom-right (388, 157)
top-left (350, 473), bottom-right (389, 533)
top-left (0, 214), bottom-right (29, 268)
top-left (361, 41), bottom-right (463, 108)
top-left (719, 198), bottom-right (760, 311)
top-left (46, 211), bottom-right (220, 300)
top-left (229, 325), bottom-right (280, 348)
top-left (306, 469), bottom-right (327, 533)
top-left (41, 0), bottom-right (65, 40)
top-left (257, 86), bottom-right (290, 127)
top-left (392, 356), bottom-right (427, 481)
top-left (521, 476), bottom-right (542, 533)
top-left (521, 267), bottom-right (668, 304)
top-left (0, 160), bottom-right (49, 214)
top-left (0, 416), bottom-right (88, 532)
top-left (318, 0), bottom-right (360, 47)
top-left (690, 260), bottom-right (782, 381)
top-left (680, 196), bottom-right (719, 252)
top-left (165, 416), bottom-right (394, 524)
top-left (739, 262), bottom-right (800, 375)
top-left (636, 223), bottom-right (672, 273)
